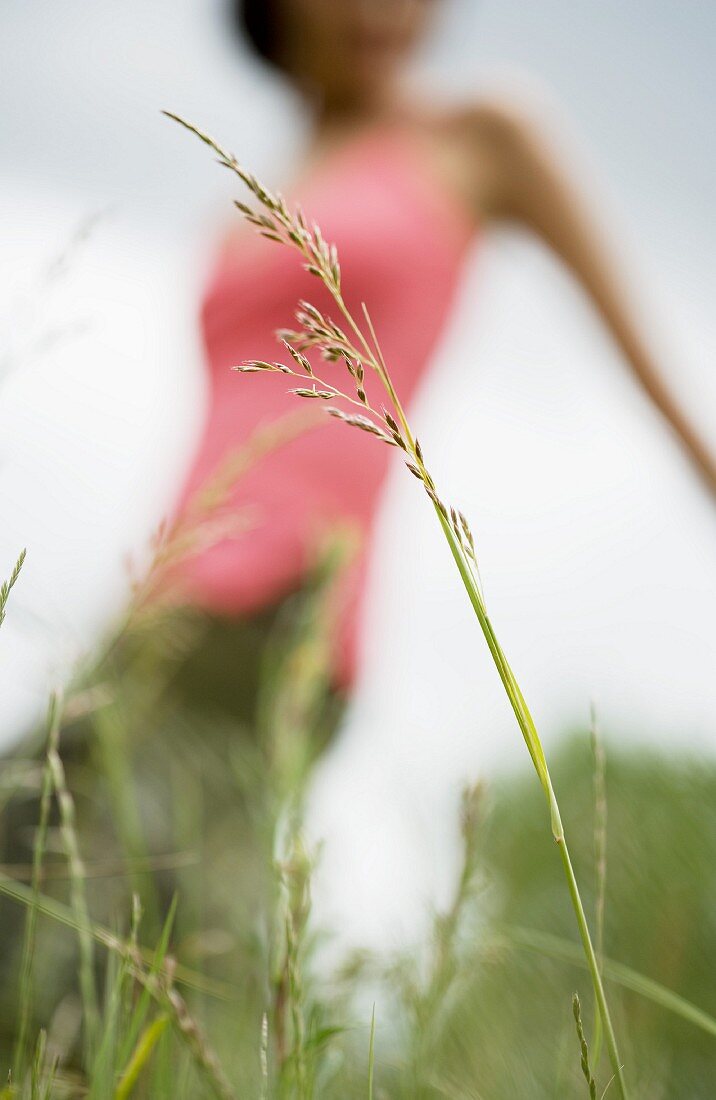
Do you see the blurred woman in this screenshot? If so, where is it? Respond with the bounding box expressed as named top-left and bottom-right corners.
top-left (169, 0), bottom-right (716, 707)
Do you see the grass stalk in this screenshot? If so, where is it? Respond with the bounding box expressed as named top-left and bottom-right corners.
top-left (438, 512), bottom-right (627, 1097)
top-left (165, 110), bottom-right (632, 1096)
top-left (285, 902), bottom-right (308, 1099)
top-left (91, 703), bottom-right (161, 931)
top-left (46, 700), bottom-right (101, 1066)
top-left (558, 839), bottom-right (624, 1096)
top-left (259, 1012), bottom-right (270, 1100)
top-left (408, 782), bottom-right (484, 1087)
top-left (367, 1005), bottom-right (376, 1100)
top-left (31, 1028), bottom-right (57, 1100)
top-left (590, 704), bottom-right (608, 1065)
top-left (46, 726), bottom-right (100, 1069)
top-left (13, 693), bottom-right (60, 1079)
top-left (275, 833), bottom-right (312, 1099)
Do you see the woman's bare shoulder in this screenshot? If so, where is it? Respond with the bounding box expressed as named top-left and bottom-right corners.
top-left (441, 80), bottom-right (557, 152)
top-left (428, 81), bottom-right (563, 218)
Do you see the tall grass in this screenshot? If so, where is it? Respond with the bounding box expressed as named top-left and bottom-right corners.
top-left (14, 693), bottom-right (62, 1079)
top-left (46, 690), bottom-right (100, 1064)
top-left (163, 112), bottom-right (629, 1096)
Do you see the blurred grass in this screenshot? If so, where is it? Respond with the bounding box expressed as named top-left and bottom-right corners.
top-left (1, 552), bottom-right (715, 1095)
top-left (400, 737), bottom-right (716, 1099)
top-left (3, 697), bottom-right (716, 1095)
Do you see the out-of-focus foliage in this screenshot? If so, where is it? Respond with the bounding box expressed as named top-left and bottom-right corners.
top-left (1, 583), bottom-right (716, 1099)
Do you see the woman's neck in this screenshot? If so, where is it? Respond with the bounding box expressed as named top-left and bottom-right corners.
top-left (311, 83), bottom-right (415, 141)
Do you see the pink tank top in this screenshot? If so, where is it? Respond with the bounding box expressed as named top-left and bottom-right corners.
top-left (174, 127), bottom-right (475, 686)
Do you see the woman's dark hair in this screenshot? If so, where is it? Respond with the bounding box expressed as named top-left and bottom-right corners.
top-left (230, 0), bottom-right (283, 68)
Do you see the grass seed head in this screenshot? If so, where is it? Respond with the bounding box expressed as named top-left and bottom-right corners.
top-left (290, 387), bottom-right (335, 400)
top-left (572, 993), bottom-right (597, 1099)
top-left (282, 341), bottom-right (314, 376)
top-left (234, 360), bottom-right (291, 375)
top-left (325, 408), bottom-right (395, 445)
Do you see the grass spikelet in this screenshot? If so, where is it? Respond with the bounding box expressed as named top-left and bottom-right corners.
top-left (282, 341), bottom-right (314, 376)
top-left (573, 992), bottom-right (598, 1098)
top-left (290, 386), bottom-right (335, 400)
top-left (0, 548), bottom-right (26, 628)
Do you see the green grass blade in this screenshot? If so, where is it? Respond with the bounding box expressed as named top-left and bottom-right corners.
top-left (367, 1004), bottom-right (376, 1100)
top-left (115, 1014), bottom-right (169, 1100)
top-left (46, 701), bottom-right (101, 1065)
top-left (13, 693), bottom-right (61, 1080)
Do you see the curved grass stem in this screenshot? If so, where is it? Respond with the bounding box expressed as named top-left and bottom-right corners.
top-left (558, 837), bottom-right (627, 1098)
top-left (165, 110), bottom-right (631, 1098)
top-left (437, 510), bottom-right (628, 1098)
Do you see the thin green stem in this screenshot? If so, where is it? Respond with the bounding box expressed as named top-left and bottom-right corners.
top-left (14, 692), bottom-right (61, 1079)
top-left (367, 1005), bottom-right (376, 1100)
top-left (331, 280), bottom-right (625, 1088)
top-left (91, 704), bottom-right (161, 932)
top-left (47, 718), bottom-right (101, 1066)
top-left (558, 839), bottom-right (627, 1098)
top-left (333, 237), bottom-right (626, 1099)
top-left (436, 509), bottom-right (554, 810)
top-left (434, 507), bottom-right (627, 1097)
top-left (336, 249), bottom-right (628, 1097)
top-left (286, 903), bottom-right (308, 1100)
top-left (164, 113), bottom-right (632, 1096)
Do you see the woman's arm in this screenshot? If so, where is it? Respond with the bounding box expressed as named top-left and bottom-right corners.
top-left (467, 98), bottom-right (716, 499)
